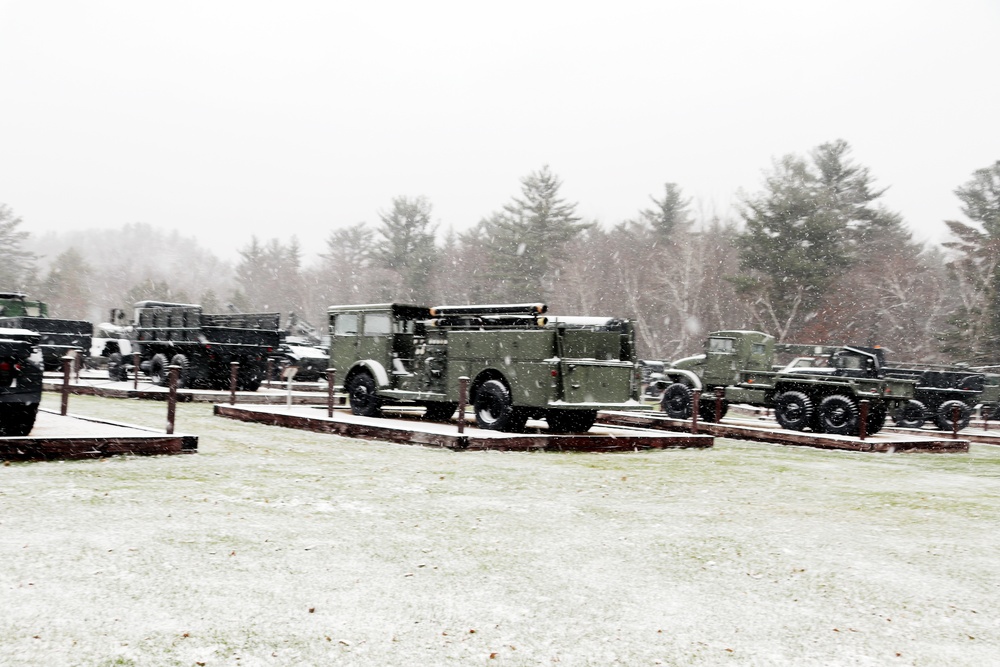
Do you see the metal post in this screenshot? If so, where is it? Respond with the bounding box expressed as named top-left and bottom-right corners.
top-left (952, 404), bottom-right (961, 439)
top-left (714, 387), bottom-right (724, 423)
top-left (859, 399), bottom-right (869, 441)
top-left (133, 352), bottom-right (140, 389)
top-left (266, 358), bottom-right (273, 389)
top-left (457, 376), bottom-right (470, 435)
top-left (691, 389), bottom-right (701, 433)
top-left (60, 355), bottom-right (72, 416)
top-left (166, 365), bottom-right (179, 434)
top-left (326, 368), bottom-right (336, 418)
top-left (229, 361), bottom-right (239, 405)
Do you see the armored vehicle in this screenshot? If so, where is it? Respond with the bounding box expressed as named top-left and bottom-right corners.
top-left (0, 328), bottom-right (44, 436)
top-left (658, 331), bottom-right (915, 436)
top-left (102, 302), bottom-right (281, 391)
top-left (0, 292), bottom-right (92, 370)
top-left (328, 303), bottom-right (644, 433)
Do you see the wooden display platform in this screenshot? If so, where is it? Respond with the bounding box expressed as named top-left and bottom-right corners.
top-left (214, 404), bottom-right (713, 452)
top-left (0, 409), bottom-right (198, 461)
top-left (597, 410), bottom-right (968, 453)
top-left (42, 376), bottom-right (337, 405)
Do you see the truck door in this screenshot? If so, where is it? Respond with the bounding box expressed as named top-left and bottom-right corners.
top-left (330, 312), bottom-right (360, 374)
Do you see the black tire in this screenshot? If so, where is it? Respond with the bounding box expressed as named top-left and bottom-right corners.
top-left (865, 404), bottom-right (887, 435)
top-left (474, 379), bottom-right (525, 432)
top-left (170, 354), bottom-right (190, 388)
top-left (346, 372), bottom-right (382, 417)
top-left (149, 353), bottom-right (170, 387)
top-left (774, 391), bottom-right (814, 431)
top-left (107, 352), bottom-right (125, 381)
top-left (237, 364), bottom-right (263, 392)
top-left (423, 402), bottom-right (457, 422)
top-left (0, 403), bottom-right (38, 436)
top-left (817, 394), bottom-right (859, 435)
top-left (934, 400), bottom-right (972, 431)
top-left (892, 399), bottom-right (927, 429)
top-left (661, 383), bottom-right (693, 419)
top-left (546, 409), bottom-right (598, 433)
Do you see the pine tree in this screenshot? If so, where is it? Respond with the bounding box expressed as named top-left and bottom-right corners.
top-left (38, 248), bottom-right (93, 319)
top-left (940, 160), bottom-right (1000, 360)
top-left (637, 182), bottom-right (692, 240)
top-left (370, 196), bottom-right (437, 303)
top-left (733, 140), bottom-right (907, 341)
top-left (478, 166), bottom-right (588, 302)
top-left (0, 204), bottom-right (36, 288)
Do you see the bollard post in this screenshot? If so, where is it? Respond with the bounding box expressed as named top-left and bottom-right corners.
top-left (326, 368), bottom-right (336, 418)
top-left (984, 406), bottom-right (990, 431)
top-left (60, 355), bottom-right (73, 416)
top-left (266, 358), bottom-right (273, 389)
top-left (859, 399), bottom-right (869, 441)
top-left (133, 352), bottom-right (140, 389)
top-left (714, 387), bottom-right (724, 423)
top-left (166, 365), bottom-right (179, 434)
top-left (284, 366), bottom-right (298, 409)
top-left (952, 404), bottom-right (961, 439)
top-left (74, 350), bottom-right (82, 382)
top-left (229, 361), bottom-right (240, 405)
top-left (691, 389), bottom-right (701, 433)
top-left (457, 376), bottom-right (470, 435)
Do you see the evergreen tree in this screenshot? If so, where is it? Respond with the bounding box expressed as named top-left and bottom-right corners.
top-left (0, 204), bottom-right (36, 288)
top-left (733, 139), bottom-right (907, 341)
top-left (637, 182), bottom-right (692, 240)
top-left (478, 166), bottom-right (588, 301)
top-left (38, 248), bottom-right (93, 319)
top-left (370, 196), bottom-right (437, 303)
top-left (940, 160), bottom-right (1000, 360)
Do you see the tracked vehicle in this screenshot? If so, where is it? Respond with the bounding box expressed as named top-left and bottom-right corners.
top-left (328, 303), bottom-right (644, 433)
top-left (657, 331), bottom-right (915, 436)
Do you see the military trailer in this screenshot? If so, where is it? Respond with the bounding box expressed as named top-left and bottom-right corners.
top-left (658, 331), bottom-right (916, 436)
top-left (877, 364), bottom-right (984, 430)
top-left (0, 328), bottom-right (44, 436)
top-left (103, 301), bottom-right (281, 391)
top-left (0, 292), bottom-right (92, 371)
top-left (328, 303), bottom-right (644, 433)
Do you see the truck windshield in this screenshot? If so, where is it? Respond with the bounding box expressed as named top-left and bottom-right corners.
top-left (708, 338), bottom-right (735, 353)
top-left (363, 313), bottom-right (391, 336)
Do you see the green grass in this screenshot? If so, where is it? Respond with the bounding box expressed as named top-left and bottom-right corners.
top-left (1, 393), bottom-right (999, 665)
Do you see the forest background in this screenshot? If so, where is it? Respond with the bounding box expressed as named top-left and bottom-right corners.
top-left (3, 139), bottom-right (1000, 365)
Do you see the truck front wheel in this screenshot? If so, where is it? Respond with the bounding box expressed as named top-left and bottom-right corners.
top-left (661, 383), bottom-right (692, 419)
top-left (347, 373), bottom-right (382, 417)
top-left (774, 391), bottom-right (813, 431)
top-left (474, 380), bottom-right (526, 432)
top-left (817, 394), bottom-right (859, 435)
top-left (149, 353), bottom-right (170, 386)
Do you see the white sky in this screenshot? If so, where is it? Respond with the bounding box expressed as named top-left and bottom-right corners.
top-left (2, 0), bottom-right (998, 260)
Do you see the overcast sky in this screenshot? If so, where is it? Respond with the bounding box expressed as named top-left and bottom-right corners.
top-left (2, 1), bottom-right (998, 261)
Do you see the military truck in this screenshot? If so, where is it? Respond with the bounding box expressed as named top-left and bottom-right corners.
top-left (102, 301), bottom-right (281, 391)
top-left (0, 328), bottom-right (44, 436)
top-left (0, 292), bottom-right (92, 370)
top-left (657, 331), bottom-right (916, 436)
top-left (328, 303), bottom-right (644, 433)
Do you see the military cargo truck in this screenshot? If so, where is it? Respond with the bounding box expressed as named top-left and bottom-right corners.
top-left (103, 301), bottom-right (281, 391)
top-left (328, 303), bottom-right (644, 433)
top-left (658, 331), bottom-right (915, 436)
top-left (0, 292), bottom-right (92, 370)
top-left (0, 328), bottom-right (44, 436)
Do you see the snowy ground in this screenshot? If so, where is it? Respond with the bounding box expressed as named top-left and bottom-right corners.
top-left (2, 395), bottom-right (999, 666)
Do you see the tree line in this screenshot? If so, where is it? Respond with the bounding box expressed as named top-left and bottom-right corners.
top-left (3, 139), bottom-right (999, 364)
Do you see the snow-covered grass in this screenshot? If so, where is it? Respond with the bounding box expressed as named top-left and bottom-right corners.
top-left (2, 394), bottom-right (999, 666)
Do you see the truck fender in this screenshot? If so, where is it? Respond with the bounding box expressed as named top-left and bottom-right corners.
top-left (663, 369), bottom-right (703, 391)
top-left (348, 360), bottom-right (390, 388)
top-left (117, 338), bottom-right (133, 356)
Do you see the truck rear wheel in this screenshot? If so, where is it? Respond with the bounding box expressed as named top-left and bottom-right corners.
top-left (149, 353), bottom-right (170, 386)
top-left (697, 395), bottom-right (729, 423)
top-left (474, 380), bottom-right (526, 432)
top-left (934, 400), bottom-right (971, 431)
top-left (661, 383), bottom-right (692, 419)
top-left (817, 394), bottom-right (859, 435)
top-left (893, 399), bottom-right (927, 429)
top-left (774, 391), bottom-right (813, 431)
top-left (170, 354), bottom-right (190, 388)
top-left (0, 403), bottom-right (38, 436)
top-left (546, 409), bottom-right (597, 433)
top-left (107, 352), bottom-right (126, 381)
top-left (347, 372), bottom-right (382, 417)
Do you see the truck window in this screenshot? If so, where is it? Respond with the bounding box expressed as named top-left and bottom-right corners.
top-left (752, 343), bottom-right (766, 356)
top-left (708, 338), bottom-right (735, 353)
top-left (334, 313), bottom-right (359, 335)
top-left (363, 313), bottom-right (391, 336)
